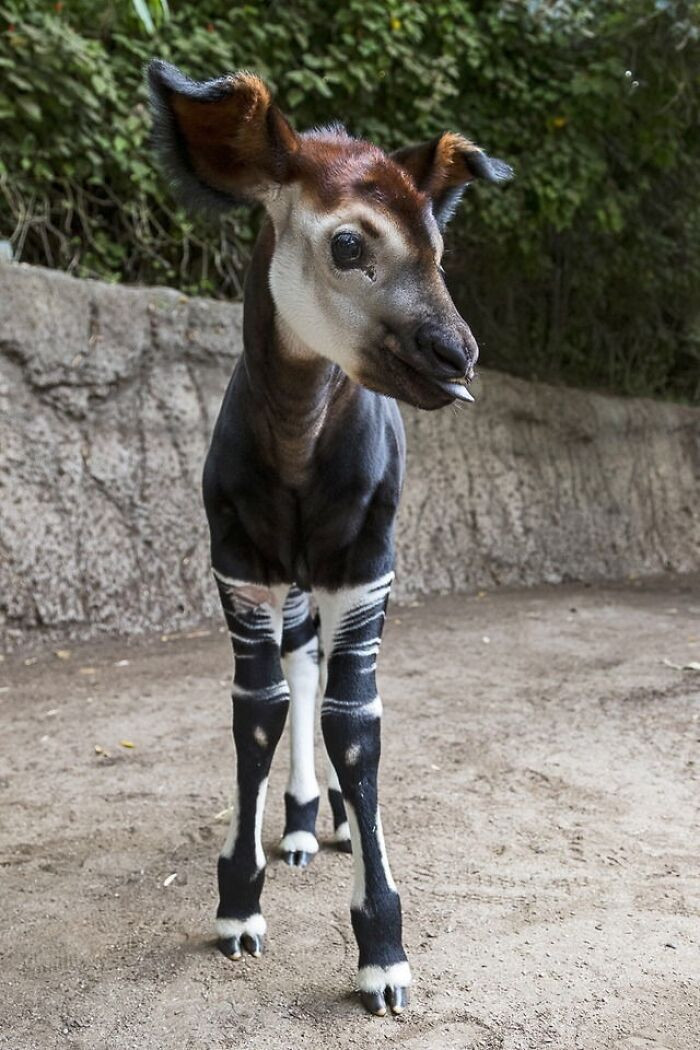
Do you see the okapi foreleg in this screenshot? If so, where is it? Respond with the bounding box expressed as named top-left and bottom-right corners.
top-left (316, 572), bottom-right (410, 1016)
top-left (280, 585), bottom-right (320, 867)
top-left (214, 573), bottom-right (290, 960)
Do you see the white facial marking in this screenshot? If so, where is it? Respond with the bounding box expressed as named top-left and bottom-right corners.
top-left (268, 186), bottom-right (418, 375)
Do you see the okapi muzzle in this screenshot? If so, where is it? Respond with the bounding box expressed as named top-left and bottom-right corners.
top-left (147, 56), bottom-right (513, 1019)
top-left (374, 296), bottom-right (481, 410)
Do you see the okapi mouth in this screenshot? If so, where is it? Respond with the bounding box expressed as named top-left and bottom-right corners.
top-left (358, 333), bottom-right (475, 411)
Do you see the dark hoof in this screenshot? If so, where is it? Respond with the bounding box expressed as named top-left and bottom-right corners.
top-left (360, 990), bottom-right (387, 1017)
top-left (282, 849), bottom-right (314, 868)
top-left (335, 838), bottom-right (352, 854)
top-left (217, 936), bottom-right (241, 961)
top-left (386, 985), bottom-right (409, 1015)
top-left (217, 934), bottom-right (263, 960)
top-left (241, 932), bottom-right (263, 957)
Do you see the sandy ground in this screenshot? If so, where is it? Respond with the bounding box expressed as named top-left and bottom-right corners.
top-left (1, 578), bottom-right (699, 1050)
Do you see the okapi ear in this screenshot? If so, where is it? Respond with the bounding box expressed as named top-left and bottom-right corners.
top-left (391, 132), bottom-right (513, 228)
top-left (146, 59), bottom-right (299, 211)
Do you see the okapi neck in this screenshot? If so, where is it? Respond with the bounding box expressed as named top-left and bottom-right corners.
top-left (241, 220), bottom-right (354, 486)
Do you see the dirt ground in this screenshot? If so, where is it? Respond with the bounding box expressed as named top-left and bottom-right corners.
top-left (1, 578), bottom-right (699, 1050)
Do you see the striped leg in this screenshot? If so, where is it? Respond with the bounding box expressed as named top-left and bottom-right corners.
top-left (280, 586), bottom-right (320, 868)
top-left (316, 572), bottom-right (410, 1017)
top-left (214, 574), bottom-right (290, 960)
top-left (320, 648), bottom-right (352, 852)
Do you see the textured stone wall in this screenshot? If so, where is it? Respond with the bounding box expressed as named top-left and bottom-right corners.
top-left (1, 262), bottom-right (698, 648)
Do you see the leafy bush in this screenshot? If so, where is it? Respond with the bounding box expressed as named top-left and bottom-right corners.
top-left (1, 0), bottom-right (699, 399)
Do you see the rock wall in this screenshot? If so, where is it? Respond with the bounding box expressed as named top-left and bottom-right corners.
top-left (1, 262), bottom-right (698, 648)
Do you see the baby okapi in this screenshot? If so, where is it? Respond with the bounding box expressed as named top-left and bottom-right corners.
top-left (148, 59), bottom-right (512, 1017)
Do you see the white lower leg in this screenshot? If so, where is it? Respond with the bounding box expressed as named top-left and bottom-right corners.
top-left (281, 638), bottom-right (320, 854)
top-left (283, 639), bottom-right (320, 805)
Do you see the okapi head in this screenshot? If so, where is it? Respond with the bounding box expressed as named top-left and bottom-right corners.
top-left (148, 61), bottom-right (513, 410)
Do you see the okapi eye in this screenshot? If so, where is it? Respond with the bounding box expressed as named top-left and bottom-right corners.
top-left (331, 231), bottom-right (363, 269)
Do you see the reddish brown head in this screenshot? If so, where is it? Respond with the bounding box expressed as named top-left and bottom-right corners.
top-left (147, 60), bottom-right (513, 409)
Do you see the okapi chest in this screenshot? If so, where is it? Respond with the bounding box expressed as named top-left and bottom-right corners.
top-left (148, 57), bottom-right (512, 1017)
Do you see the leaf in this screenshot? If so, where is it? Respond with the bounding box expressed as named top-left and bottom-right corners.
top-left (131, 0), bottom-right (154, 34)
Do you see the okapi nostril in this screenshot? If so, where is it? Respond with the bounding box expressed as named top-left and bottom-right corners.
top-left (415, 322), bottom-right (468, 375)
top-left (433, 342), bottom-right (467, 375)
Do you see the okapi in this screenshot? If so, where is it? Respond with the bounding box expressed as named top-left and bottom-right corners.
top-left (147, 59), bottom-right (512, 1017)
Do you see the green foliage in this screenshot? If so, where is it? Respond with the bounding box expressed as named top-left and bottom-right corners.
top-left (1, 0), bottom-right (699, 399)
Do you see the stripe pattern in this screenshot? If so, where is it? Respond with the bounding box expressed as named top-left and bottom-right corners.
top-left (321, 572), bottom-right (393, 719)
top-left (214, 573), bottom-right (290, 947)
top-left (316, 573), bottom-right (410, 1008)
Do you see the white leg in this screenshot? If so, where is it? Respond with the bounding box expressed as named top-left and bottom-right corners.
top-left (279, 586), bottom-right (321, 866)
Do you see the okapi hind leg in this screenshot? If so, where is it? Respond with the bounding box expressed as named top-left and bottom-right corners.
top-left (280, 586), bottom-right (321, 868)
top-left (316, 572), bottom-right (410, 1017)
top-left (214, 573), bottom-right (290, 961)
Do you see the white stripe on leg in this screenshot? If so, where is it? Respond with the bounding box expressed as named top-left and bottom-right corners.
top-left (345, 799), bottom-right (366, 909)
top-left (326, 750), bottom-right (341, 793)
top-left (254, 776), bottom-right (268, 872)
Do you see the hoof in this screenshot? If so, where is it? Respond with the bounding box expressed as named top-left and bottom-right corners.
top-left (360, 990), bottom-right (387, 1017)
top-left (358, 961), bottom-right (411, 1017)
top-left (359, 984), bottom-right (409, 1017)
top-left (282, 849), bottom-right (313, 868)
top-left (279, 830), bottom-right (318, 867)
top-left (217, 933), bottom-right (263, 960)
top-left (386, 985), bottom-right (409, 1014)
top-left (335, 838), bottom-right (352, 854)
top-left (215, 914), bottom-right (266, 961)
